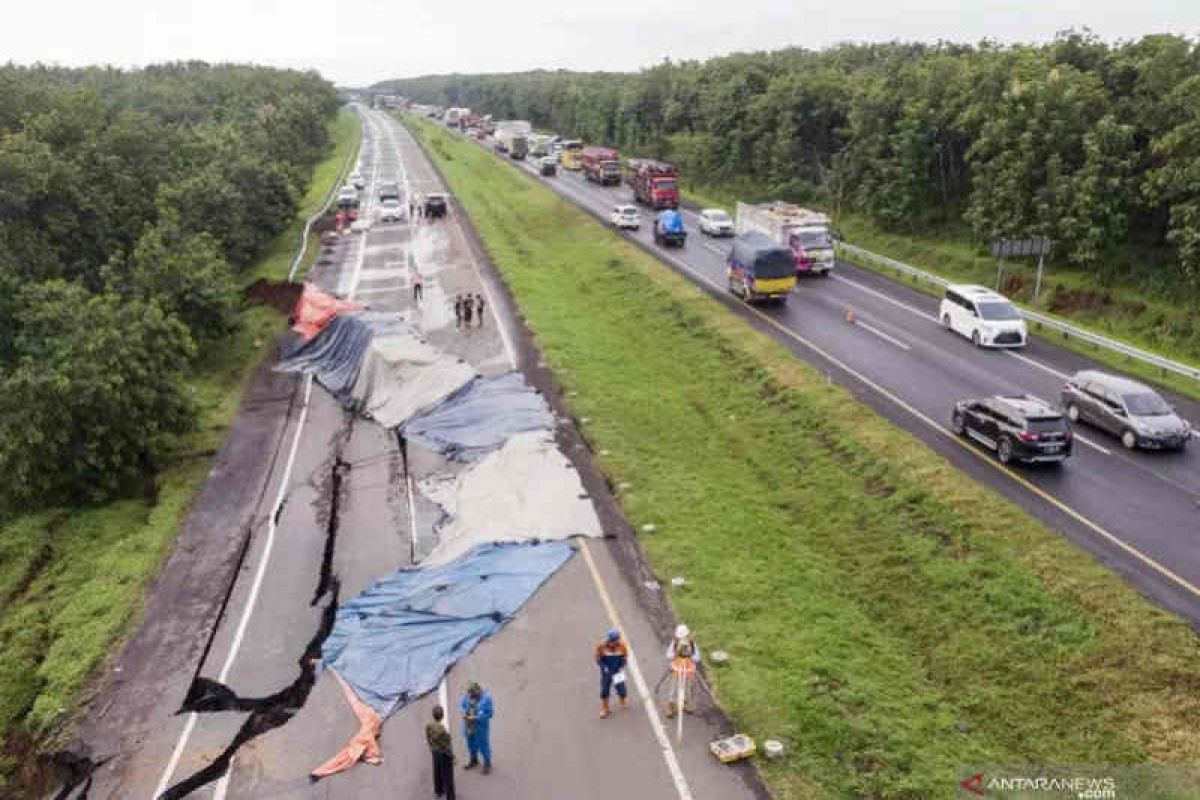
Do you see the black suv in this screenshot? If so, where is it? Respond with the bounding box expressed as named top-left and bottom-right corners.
top-left (951, 395), bottom-right (1073, 465)
top-left (424, 194), bottom-right (448, 218)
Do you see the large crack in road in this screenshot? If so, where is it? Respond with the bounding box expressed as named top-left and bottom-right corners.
top-left (158, 414), bottom-right (357, 799)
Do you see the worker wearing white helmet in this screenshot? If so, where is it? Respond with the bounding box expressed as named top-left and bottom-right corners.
top-left (666, 624), bottom-right (700, 664)
top-left (663, 623), bottom-right (701, 718)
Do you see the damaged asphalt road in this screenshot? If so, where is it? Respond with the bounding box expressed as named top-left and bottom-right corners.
top-left (63, 107), bottom-right (765, 800)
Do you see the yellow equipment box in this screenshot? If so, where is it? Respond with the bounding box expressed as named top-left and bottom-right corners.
top-left (710, 733), bottom-right (756, 763)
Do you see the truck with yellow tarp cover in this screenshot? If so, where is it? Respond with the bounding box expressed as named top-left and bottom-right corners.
top-left (726, 231), bottom-right (797, 303)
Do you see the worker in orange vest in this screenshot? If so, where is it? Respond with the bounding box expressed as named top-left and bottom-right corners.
top-left (594, 629), bottom-right (629, 718)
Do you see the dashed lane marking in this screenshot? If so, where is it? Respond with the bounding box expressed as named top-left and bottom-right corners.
top-left (854, 320), bottom-right (911, 351)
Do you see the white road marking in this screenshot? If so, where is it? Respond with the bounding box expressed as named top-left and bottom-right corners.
top-left (578, 541), bottom-right (694, 800)
top-left (159, 109), bottom-right (386, 800)
top-left (156, 377), bottom-right (316, 800)
top-left (854, 320), bottom-right (911, 351)
top-left (831, 273), bottom-right (939, 322)
top-left (1073, 434), bottom-right (1111, 455)
top-left (353, 284), bottom-right (408, 296)
top-left (1006, 350), bottom-right (1069, 380)
top-left (703, 243), bottom-right (725, 257)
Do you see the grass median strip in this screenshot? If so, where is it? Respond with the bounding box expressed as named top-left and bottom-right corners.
top-left (407, 115), bottom-right (1200, 799)
top-left (0, 109), bottom-right (360, 784)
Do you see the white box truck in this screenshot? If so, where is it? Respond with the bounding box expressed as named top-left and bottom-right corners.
top-left (734, 202), bottom-right (836, 276)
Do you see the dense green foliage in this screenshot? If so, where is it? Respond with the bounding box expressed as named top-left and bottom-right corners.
top-left (0, 63), bottom-right (338, 511)
top-left (381, 33), bottom-right (1200, 286)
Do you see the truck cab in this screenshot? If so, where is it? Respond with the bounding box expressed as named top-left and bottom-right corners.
top-left (629, 159), bottom-right (680, 209)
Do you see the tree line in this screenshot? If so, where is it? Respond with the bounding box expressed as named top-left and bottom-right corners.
top-left (378, 33), bottom-right (1200, 288)
top-left (0, 62), bottom-right (339, 511)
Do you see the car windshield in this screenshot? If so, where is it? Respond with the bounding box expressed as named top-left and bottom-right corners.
top-left (655, 179), bottom-right (677, 191)
top-left (708, 211), bottom-right (730, 223)
top-left (1123, 392), bottom-right (1172, 416)
top-left (796, 230), bottom-right (833, 250)
top-left (976, 301), bottom-right (1021, 321)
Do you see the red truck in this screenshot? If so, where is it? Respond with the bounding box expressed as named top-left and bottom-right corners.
top-left (628, 159), bottom-right (679, 209)
top-left (582, 146), bottom-right (622, 186)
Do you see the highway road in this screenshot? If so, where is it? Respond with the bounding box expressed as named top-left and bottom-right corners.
top-left (71, 107), bottom-right (761, 800)
top-left (454, 127), bottom-right (1200, 625)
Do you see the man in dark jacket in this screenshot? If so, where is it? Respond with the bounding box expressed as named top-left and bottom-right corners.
top-left (474, 293), bottom-right (486, 327)
top-left (425, 705), bottom-right (456, 799)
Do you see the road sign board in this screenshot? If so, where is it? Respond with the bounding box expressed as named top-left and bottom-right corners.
top-left (991, 237), bottom-right (1053, 259)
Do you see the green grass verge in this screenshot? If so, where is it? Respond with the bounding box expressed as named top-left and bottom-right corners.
top-left (0, 109), bottom-right (360, 782)
top-left (406, 114), bottom-right (1200, 799)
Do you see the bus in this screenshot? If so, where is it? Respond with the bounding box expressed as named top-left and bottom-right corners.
top-left (559, 140), bottom-right (585, 171)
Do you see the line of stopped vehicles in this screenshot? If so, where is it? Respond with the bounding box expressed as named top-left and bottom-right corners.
top-left (334, 169), bottom-right (447, 226)
top-left (422, 104), bottom-right (1191, 468)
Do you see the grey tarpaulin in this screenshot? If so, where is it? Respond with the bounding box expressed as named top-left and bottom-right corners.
top-left (277, 312), bottom-right (476, 425)
top-left (401, 372), bottom-right (555, 462)
top-left (425, 431), bottom-right (603, 565)
top-left (320, 541), bottom-right (576, 717)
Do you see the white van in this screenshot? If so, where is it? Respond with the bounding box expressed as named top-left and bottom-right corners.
top-left (939, 284), bottom-right (1027, 348)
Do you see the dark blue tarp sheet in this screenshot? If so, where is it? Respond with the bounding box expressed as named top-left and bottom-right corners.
top-left (277, 313), bottom-right (373, 403)
top-left (400, 372), bottom-right (555, 462)
top-left (321, 541), bottom-right (575, 717)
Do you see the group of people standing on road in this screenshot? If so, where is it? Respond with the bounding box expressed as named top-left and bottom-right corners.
top-left (408, 273), bottom-right (487, 333)
top-left (455, 293), bottom-right (486, 329)
top-left (424, 626), bottom-right (701, 798)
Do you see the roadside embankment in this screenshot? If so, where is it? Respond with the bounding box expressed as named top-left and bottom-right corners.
top-left (406, 115), bottom-right (1200, 799)
top-left (0, 108), bottom-right (360, 794)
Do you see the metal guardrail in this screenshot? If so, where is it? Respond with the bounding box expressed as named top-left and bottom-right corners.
top-left (288, 108), bottom-right (362, 281)
top-left (837, 242), bottom-right (1200, 383)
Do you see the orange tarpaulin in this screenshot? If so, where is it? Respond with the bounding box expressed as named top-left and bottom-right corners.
top-left (291, 283), bottom-right (364, 341)
top-left (310, 669), bottom-right (383, 779)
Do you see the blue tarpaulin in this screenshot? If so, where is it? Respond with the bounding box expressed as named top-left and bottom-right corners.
top-left (401, 372), bottom-right (555, 462)
top-left (321, 541), bottom-right (575, 717)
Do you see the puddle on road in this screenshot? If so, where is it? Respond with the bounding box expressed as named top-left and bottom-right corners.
top-left (417, 280), bottom-right (454, 332)
top-left (412, 222), bottom-right (451, 275)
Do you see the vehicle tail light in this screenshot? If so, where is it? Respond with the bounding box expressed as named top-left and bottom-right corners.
top-left (1018, 431), bottom-right (1039, 442)
top-left (1064, 430), bottom-right (1073, 442)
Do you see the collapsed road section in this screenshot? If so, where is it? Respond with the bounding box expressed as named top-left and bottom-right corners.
top-left (63, 107), bottom-right (761, 800)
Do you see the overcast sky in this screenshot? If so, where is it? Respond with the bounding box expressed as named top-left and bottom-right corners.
top-left (5, 0), bottom-right (1197, 86)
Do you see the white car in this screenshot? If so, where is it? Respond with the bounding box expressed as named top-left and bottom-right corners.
top-left (350, 172), bottom-right (366, 190)
top-left (698, 208), bottom-right (735, 237)
top-left (611, 205), bottom-right (641, 230)
top-left (378, 198), bottom-right (405, 223)
top-left (939, 284), bottom-right (1027, 348)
